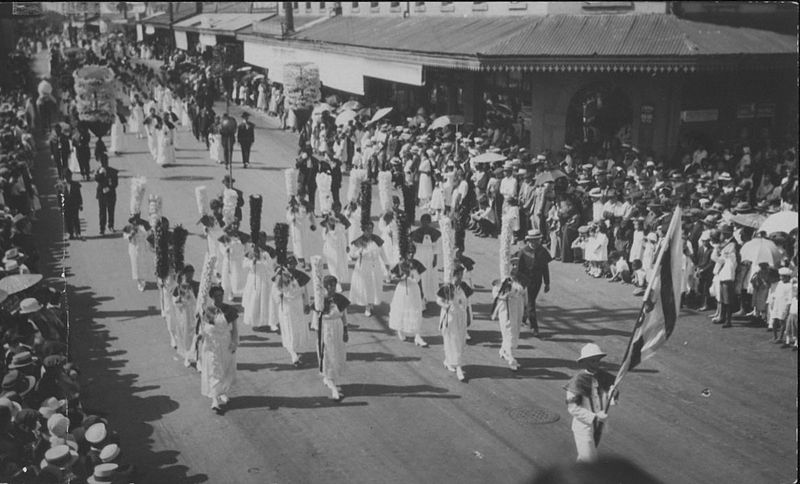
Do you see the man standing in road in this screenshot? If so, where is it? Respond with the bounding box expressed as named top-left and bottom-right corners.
top-left (95, 154), bottom-right (119, 235)
top-left (57, 169), bottom-right (83, 241)
top-left (236, 112), bottom-right (255, 169)
top-left (48, 124), bottom-right (70, 178)
top-left (516, 229), bottom-right (551, 337)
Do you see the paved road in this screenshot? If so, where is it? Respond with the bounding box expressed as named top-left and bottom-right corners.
top-left (31, 54), bottom-right (797, 484)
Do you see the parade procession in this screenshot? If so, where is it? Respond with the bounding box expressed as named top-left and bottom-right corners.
top-left (0, 2), bottom-right (796, 483)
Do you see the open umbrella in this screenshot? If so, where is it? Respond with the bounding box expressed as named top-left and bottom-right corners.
top-left (253, 74), bottom-right (265, 81)
top-left (312, 103), bottom-right (334, 115)
top-left (740, 238), bottom-right (784, 266)
top-left (759, 211), bottom-right (798, 235)
top-left (236, 66), bottom-right (252, 72)
top-left (369, 107), bottom-right (393, 124)
top-left (335, 109), bottom-right (358, 126)
top-left (0, 274), bottom-right (43, 295)
top-left (729, 213), bottom-right (767, 229)
top-left (428, 114), bottom-right (465, 131)
top-left (471, 152), bottom-right (506, 166)
top-left (340, 100), bottom-right (363, 111)
top-left (535, 169), bottom-right (567, 186)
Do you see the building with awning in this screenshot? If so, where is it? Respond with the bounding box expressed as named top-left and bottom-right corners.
top-left (239, 9), bottom-right (795, 159)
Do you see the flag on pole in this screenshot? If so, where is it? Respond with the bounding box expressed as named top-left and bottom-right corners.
top-left (615, 206), bottom-right (683, 385)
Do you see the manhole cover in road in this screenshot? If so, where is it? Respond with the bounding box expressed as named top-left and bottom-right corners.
top-left (507, 406), bottom-right (561, 425)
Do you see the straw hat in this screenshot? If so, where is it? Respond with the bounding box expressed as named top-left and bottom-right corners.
top-left (99, 443), bottom-right (121, 463)
top-left (524, 229), bottom-right (542, 240)
top-left (41, 445), bottom-right (79, 470)
top-left (18, 297), bottom-right (43, 314)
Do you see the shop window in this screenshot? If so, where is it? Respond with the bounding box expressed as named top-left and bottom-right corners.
top-left (440, 1), bottom-right (454, 12)
top-left (414, 2), bottom-right (426, 12)
top-left (305, 2), bottom-right (312, 12)
top-left (292, 2), bottom-right (299, 10)
top-left (370, 2), bottom-right (380, 12)
top-left (390, 1), bottom-right (401, 11)
top-left (319, 2), bottom-right (326, 11)
top-left (508, 1), bottom-right (527, 10)
top-left (351, 1), bottom-right (359, 11)
top-left (473, 1), bottom-right (488, 11)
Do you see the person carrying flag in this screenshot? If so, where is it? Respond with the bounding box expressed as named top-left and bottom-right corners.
top-left (564, 343), bottom-right (618, 462)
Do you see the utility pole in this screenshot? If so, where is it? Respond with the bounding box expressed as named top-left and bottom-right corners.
top-left (283, 2), bottom-right (294, 37)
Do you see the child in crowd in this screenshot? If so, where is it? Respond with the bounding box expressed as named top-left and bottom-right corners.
top-left (769, 268), bottom-right (794, 343)
top-left (571, 226), bottom-right (588, 264)
top-left (631, 259), bottom-right (646, 296)
top-left (749, 262), bottom-right (775, 325)
top-left (608, 251), bottom-right (631, 283)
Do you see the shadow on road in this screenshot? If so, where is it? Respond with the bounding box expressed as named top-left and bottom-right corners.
top-left (226, 395), bottom-right (369, 410)
top-left (341, 383), bottom-right (460, 399)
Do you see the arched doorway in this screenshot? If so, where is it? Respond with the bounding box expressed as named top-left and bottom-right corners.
top-left (566, 83), bottom-right (632, 155)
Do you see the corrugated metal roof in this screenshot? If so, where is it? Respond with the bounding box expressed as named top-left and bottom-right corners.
top-left (141, 4), bottom-right (198, 26)
top-left (485, 14), bottom-right (797, 56)
top-left (290, 16), bottom-right (531, 56)
top-left (291, 14), bottom-right (796, 59)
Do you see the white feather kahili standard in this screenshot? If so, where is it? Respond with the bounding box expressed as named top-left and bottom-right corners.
top-left (129, 176), bottom-right (147, 216)
top-left (310, 255), bottom-right (325, 314)
top-left (440, 215), bottom-right (455, 281)
top-left (222, 189), bottom-right (238, 226)
top-left (377, 171), bottom-right (393, 213)
top-left (284, 168), bottom-right (299, 198)
top-left (499, 207), bottom-right (518, 280)
top-left (347, 168), bottom-right (367, 203)
top-left (195, 253), bottom-right (217, 316)
top-left (147, 194), bottom-right (162, 227)
top-left (195, 185), bottom-right (209, 217)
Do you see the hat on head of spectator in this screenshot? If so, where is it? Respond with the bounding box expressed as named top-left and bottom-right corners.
top-left (8, 351), bottom-right (36, 369)
top-left (0, 396), bottom-right (21, 421)
top-left (588, 187), bottom-right (603, 198)
top-left (47, 413), bottom-right (71, 438)
top-left (718, 172), bottom-right (733, 182)
top-left (87, 463), bottom-right (119, 484)
top-left (41, 444), bottom-right (79, 470)
top-left (1, 370), bottom-right (35, 397)
top-left (86, 422), bottom-right (108, 446)
top-left (18, 297), bottom-right (42, 314)
top-left (778, 267), bottom-right (792, 277)
top-left (100, 443), bottom-right (121, 463)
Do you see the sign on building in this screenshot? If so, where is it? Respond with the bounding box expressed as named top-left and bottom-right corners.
top-left (680, 109), bottom-right (718, 123)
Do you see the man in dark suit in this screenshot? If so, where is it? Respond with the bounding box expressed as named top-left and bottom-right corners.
top-left (95, 154), bottom-right (119, 235)
top-left (187, 98), bottom-right (200, 142)
top-left (516, 229), bottom-right (552, 337)
top-left (236, 112), bottom-right (255, 168)
top-left (296, 150), bottom-right (319, 210)
top-left (198, 107), bottom-right (215, 149)
top-left (695, 235), bottom-right (715, 311)
top-left (58, 170), bottom-right (83, 240)
top-left (49, 125), bottom-right (70, 178)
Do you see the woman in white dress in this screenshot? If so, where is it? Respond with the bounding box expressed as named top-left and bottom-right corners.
top-left (388, 253), bottom-right (427, 347)
top-left (491, 273), bottom-right (526, 371)
top-left (322, 214), bottom-right (349, 290)
top-left (172, 266), bottom-right (199, 367)
top-left (410, 215), bottom-right (440, 304)
top-left (219, 227), bottom-right (247, 301)
top-left (160, 271), bottom-right (180, 350)
top-left (270, 265), bottom-right (312, 365)
top-left (417, 155), bottom-right (434, 209)
top-left (131, 97), bottom-right (146, 139)
top-left (198, 286), bottom-right (239, 413)
top-left (287, 197), bottom-right (316, 270)
top-left (209, 120), bottom-right (223, 164)
top-left (241, 247), bottom-right (273, 329)
top-left (172, 96), bottom-right (185, 127)
top-left (257, 82), bottom-right (268, 111)
top-left (437, 266), bottom-right (472, 382)
top-left (312, 275), bottom-right (350, 401)
top-left (378, 211), bottom-right (398, 267)
top-left (156, 119), bottom-right (176, 167)
top-left (123, 215), bottom-right (149, 292)
top-left (110, 114), bottom-right (125, 155)
top-left (349, 222), bottom-right (388, 317)
top-left (343, 202), bottom-right (362, 245)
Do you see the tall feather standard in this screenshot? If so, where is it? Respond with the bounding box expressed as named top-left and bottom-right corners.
top-left (129, 176), bottom-right (146, 216)
top-left (284, 168), bottom-right (299, 198)
top-left (499, 207), bottom-right (518, 280)
top-left (440, 215), bottom-right (455, 281)
top-left (147, 194), bottom-right (162, 228)
top-left (222, 189), bottom-right (238, 226)
top-left (274, 222), bottom-right (290, 268)
top-left (195, 253), bottom-right (217, 316)
top-left (195, 185), bottom-right (209, 217)
top-left (310, 255), bottom-right (325, 313)
top-left (154, 218), bottom-right (170, 280)
top-left (396, 209), bottom-right (409, 261)
top-left (377, 171), bottom-right (393, 213)
top-left (359, 181), bottom-right (372, 231)
top-left (249, 195), bottom-right (263, 242)
top-left (171, 225), bottom-right (189, 273)
top-left (347, 168), bottom-right (367, 203)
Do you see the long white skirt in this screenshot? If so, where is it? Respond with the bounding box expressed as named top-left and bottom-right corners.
top-left (441, 307), bottom-right (468, 367)
top-left (270, 287), bottom-right (312, 353)
top-left (389, 279), bottom-right (423, 334)
top-left (221, 241), bottom-right (247, 299)
top-left (147, 130), bottom-right (158, 160)
top-left (199, 321), bottom-right (235, 398)
top-left (415, 239), bottom-right (436, 301)
top-left (323, 229), bottom-right (349, 285)
top-left (174, 296), bottom-right (197, 362)
top-left (128, 238), bottom-right (146, 282)
top-left (161, 280), bottom-right (179, 346)
top-left (110, 119), bottom-right (124, 154)
top-left (418, 173), bottom-right (433, 201)
top-left (156, 130), bottom-right (176, 166)
top-left (241, 261), bottom-right (271, 327)
top-left (319, 315), bottom-right (346, 382)
top-left (350, 258), bottom-right (383, 306)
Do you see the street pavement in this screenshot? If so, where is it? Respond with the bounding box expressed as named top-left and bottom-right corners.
top-left (30, 54), bottom-right (797, 484)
